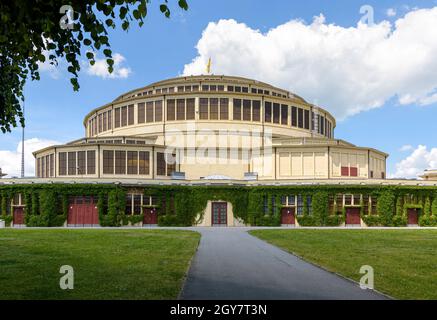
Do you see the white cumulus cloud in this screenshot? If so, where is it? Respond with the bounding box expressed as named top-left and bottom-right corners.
top-left (86, 53), bottom-right (131, 79)
top-left (399, 144), bottom-right (413, 152)
top-left (183, 7), bottom-right (437, 119)
top-left (392, 145), bottom-right (437, 179)
top-left (386, 8), bottom-right (397, 17)
top-left (0, 138), bottom-right (60, 178)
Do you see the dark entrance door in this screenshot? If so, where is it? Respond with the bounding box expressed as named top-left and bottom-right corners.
top-left (281, 207), bottom-right (295, 225)
top-left (68, 196), bottom-right (99, 227)
top-left (143, 207), bottom-right (158, 225)
top-left (346, 207), bottom-right (361, 225)
top-left (13, 207), bottom-right (25, 225)
top-left (407, 208), bottom-right (419, 225)
top-left (212, 202), bottom-right (227, 226)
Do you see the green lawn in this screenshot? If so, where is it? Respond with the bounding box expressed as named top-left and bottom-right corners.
top-left (250, 229), bottom-right (437, 300)
top-left (0, 229), bottom-right (200, 299)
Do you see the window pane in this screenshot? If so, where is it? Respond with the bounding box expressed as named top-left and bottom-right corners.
top-left (133, 195), bottom-right (142, 214)
top-left (138, 102), bottom-right (145, 124)
top-left (139, 151), bottom-right (150, 175)
top-left (87, 151), bottom-right (96, 174)
top-left (210, 98), bottom-right (218, 120)
top-left (200, 98), bottom-right (209, 120)
top-left (304, 110), bottom-right (310, 130)
top-left (103, 150), bottom-right (114, 174)
top-left (49, 154), bottom-right (54, 177)
top-left (115, 151), bottom-right (126, 174)
top-left (127, 151), bottom-right (138, 175)
top-left (103, 112), bottom-right (107, 131)
top-left (121, 106), bottom-right (127, 126)
top-left (59, 152), bottom-right (67, 175)
top-left (114, 108), bottom-right (120, 128)
top-left (186, 98), bottom-right (195, 120)
top-left (220, 98), bottom-right (229, 120)
top-left (291, 106), bottom-right (297, 127)
top-left (68, 152), bottom-right (76, 175)
top-left (243, 100), bottom-right (251, 121)
top-left (157, 152), bottom-right (166, 176)
top-left (233, 99), bottom-right (241, 120)
top-left (281, 104), bottom-right (288, 125)
top-left (98, 114), bottom-right (102, 133)
top-left (273, 103), bottom-right (280, 124)
top-left (252, 100), bottom-right (260, 121)
top-left (128, 105), bottom-right (134, 125)
top-left (166, 153), bottom-right (176, 176)
top-left (167, 99), bottom-right (175, 121)
top-left (77, 151), bottom-right (86, 175)
top-left (265, 102), bottom-right (272, 122)
top-left (177, 99), bottom-right (185, 120)
top-left (155, 100), bottom-right (163, 122)
top-left (146, 101), bottom-right (154, 123)
top-left (108, 110), bottom-right (112, 130)
top-left (298, 108), bottom-right (303, 128)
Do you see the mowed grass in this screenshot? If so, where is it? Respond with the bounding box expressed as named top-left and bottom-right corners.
top-left (0, 229), bottom-right (200, 300)
top-left (250, 229), bottom-right (437, 299)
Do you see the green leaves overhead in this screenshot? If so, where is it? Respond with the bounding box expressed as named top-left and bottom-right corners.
top-left (0, 0), bottom-right (189, 133)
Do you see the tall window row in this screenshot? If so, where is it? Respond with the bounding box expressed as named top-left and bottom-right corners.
top-left (233, 99), bottom-right (261, 121)
top-left (102, 150), bottom-right (150, 175)
top-left (167, 98), bottom-right (196, 121)
top-left (114, 104), bottom-right (135, 128)
top-left (36, 154), bottom-right (54, 178)
top-left (156, 152), bottom-right (176, 176)
top-left (198, 98), bottom-right (229, 120)
top-left (58, 151), bottom-right (96, 176)
top-left (87, 99), bottom-right (333, 137)
top-left (313, 113), bottom-right (333, 138)
top-left (138, 100), bottom-right (163, 123)
top-left (89, 109), bottom-right (113, 136)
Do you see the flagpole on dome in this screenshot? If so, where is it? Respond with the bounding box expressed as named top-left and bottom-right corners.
top-left (205, 57), bottom-right (212, 74)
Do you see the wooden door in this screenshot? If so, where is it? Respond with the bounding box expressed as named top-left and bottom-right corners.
top-left (143, 207), bottom-right (158, 225)
top-left (13, 207), bottom-right (25, 225)
top-left (407, 208), bottom-right (418, 225)
top-left (212, 202), bottom-right (227, 226)
top-left (281, 207), bottom-right (295, 225)
top-left (346, 207), bottom-right (361, 225)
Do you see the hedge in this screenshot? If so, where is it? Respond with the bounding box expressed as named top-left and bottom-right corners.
top-left (1, 183), bottom-right (437, 227)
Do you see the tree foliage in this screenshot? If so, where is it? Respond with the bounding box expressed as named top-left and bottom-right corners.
top-left (0, 0), bottom-right (188, 132)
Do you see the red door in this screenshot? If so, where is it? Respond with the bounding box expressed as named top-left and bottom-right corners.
top-left (143, 207), bottom-right (158, 225)
top-left (212, 202), bottom-right (227, 226)
top-left (281, 207), bottom-right (295, 225)
top-left (346, 207), bottom-right (361, 225)
top-left (407, 208), bottom-right (418, 225)
top-left (68, 196), bottom-right (99, 226)
top-left (13, 207), bottom-right (25, 225)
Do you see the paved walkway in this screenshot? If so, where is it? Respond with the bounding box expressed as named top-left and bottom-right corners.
top-left (180, 227), bottom-right (388, 300)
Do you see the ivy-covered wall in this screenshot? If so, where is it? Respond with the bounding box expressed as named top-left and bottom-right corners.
top-left (1, 183), bottom-right (437, 227)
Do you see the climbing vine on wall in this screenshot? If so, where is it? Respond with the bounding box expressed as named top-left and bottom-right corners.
top-left (1, 183), bottom-right (437, 227)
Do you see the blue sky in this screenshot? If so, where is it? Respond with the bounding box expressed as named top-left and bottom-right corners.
top-left (1, 0), bottom-right (437, 177)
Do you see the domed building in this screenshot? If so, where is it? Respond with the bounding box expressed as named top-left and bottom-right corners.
top-left (33, 75), bottom-right (387, 182)
top-left (8, 75), bottom-right (433, 229)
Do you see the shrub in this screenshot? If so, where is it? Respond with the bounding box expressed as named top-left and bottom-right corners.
top-left (377, 190), bottom-right (396, 226)
top-left (312, 191), bottom-right (329, 224)
top-left (297, 215), bottom-right (320, 226)
top-left (391, 215), bottom-right (407, 227)
top-left (362, 215), bottom-right (381, 227)
top-left (325, 215), bottom-right (344, 226)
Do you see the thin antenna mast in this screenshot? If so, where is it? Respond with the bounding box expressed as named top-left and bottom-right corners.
top-left (20, 95), bottom-right (25, 178)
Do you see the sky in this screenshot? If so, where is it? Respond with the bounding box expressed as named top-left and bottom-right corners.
top-left (1, 0), bottom-right (437, 178)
